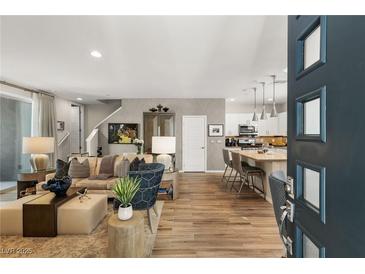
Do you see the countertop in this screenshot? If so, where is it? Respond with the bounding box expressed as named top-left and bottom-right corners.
top-left (236, 149), bottom-right (287, 162)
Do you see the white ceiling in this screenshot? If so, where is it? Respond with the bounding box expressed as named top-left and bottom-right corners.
top-left (0, 16), bottom-right (287, 104)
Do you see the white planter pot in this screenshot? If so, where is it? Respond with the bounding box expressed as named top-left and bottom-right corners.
top-left (118, 204), bottom-right (133, 220)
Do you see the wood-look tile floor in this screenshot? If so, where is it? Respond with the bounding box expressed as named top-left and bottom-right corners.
top-left (152, 172), bottom-right (283, 258)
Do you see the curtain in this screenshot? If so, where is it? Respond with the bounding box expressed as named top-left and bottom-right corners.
top-left (31, 93), bottom-right (57, 166)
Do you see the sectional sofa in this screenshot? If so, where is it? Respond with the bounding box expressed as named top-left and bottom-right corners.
top-left (37, 153), bottom-right (153, 198)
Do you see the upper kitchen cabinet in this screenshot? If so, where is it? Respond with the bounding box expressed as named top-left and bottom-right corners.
top-left (225, 112), bottom-right (287, 137)
top-left (257, 112), bottom-right (287, 136)
top-left (278, 112), bottom-right (287, 136)
top-left (225, 113), bottom-right (256, 136)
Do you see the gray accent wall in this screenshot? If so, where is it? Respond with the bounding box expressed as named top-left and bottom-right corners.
top-left (84, 99), bottom-right (225, 171)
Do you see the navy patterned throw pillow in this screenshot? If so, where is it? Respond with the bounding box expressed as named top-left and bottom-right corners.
top-left (54, 159), bottom-right (71, 179)
top-left (129, 157), bottom-right (145, 171)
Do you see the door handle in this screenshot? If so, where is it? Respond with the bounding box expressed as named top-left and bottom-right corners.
top-left (286, 176), bottom-right (294, 199)
top-left (201, 146), bottom-right (205, 149)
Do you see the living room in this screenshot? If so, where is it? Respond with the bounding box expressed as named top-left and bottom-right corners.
top-left (1, 14), bottom-right (287, 258)
top-left (1, 1), bottom-right (365, 273)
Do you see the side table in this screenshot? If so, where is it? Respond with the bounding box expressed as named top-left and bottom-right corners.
top-left (18, 168), bottom-right (56, 182)
top-left (159, 169), bottom-right (178, 200)
top-left (17, 168), bottom-right (56, 199)
top-left (108, 212), bottom-right (145, 258)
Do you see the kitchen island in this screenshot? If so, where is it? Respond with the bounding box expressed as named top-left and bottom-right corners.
top-left (228, 148), bottom-right (287, 203)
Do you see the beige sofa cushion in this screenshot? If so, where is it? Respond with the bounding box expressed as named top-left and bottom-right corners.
top-left (143, 154), bottom-right (153, 163)
top-left (69, 158), bottom-right (90, 178)
top-left (74, 177), bottom-right (117, 190)
top-left (113, 155), bottom-right (124, 176)
top-left (77, 157), bottom-right (98, 176)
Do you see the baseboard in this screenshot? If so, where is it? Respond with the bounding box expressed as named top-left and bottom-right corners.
top-left (179, 170), bottom-right (224, 173)
top-left (205, 170), bottom-right (224, 173)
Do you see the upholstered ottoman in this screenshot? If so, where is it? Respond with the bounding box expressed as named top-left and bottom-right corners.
top-left (0, 194), bottom-right (43, 236)
top-left (57, 194), bottom-right (107, 234)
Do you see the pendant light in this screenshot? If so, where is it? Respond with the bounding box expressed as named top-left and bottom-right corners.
top-left (270, 75), bottom-right (278, 117)
top-left (260, 82), bottom-right (267, 120)
top-left (252, 87), bottom-right (259, 121)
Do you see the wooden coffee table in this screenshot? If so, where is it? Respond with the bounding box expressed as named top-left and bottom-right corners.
top-left (23, 187), bottom-right (86, 237)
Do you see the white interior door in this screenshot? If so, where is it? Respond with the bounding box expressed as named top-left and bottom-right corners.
top-left (182, 115), bottom-right (207, 172)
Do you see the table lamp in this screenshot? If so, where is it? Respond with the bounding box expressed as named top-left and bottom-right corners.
top-left (152, 136), bottom-right (176, 171)
top-left (22, 137), bottom-right (55, 171)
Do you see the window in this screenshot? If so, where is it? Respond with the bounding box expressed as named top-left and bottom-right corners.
top-left (0, 93), bottom-right (32, 191)
top-left (304, 26), bottom-right (321, 69)
top-left (303, 234), bottom-right (320, 258)
top-left (296, 86), bottom-right (326, 142)
top-left (296, 16), bottom-right (327, 79)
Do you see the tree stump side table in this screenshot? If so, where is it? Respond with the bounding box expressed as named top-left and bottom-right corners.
top-left (107, 212), bottom-right (145, 258)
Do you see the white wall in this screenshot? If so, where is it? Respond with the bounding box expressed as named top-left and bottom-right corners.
top-left (54, 97), bottom-right (84, 161)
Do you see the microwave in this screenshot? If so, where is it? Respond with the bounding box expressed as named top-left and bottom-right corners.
top-left (238, 125), bottom-right (257, 136)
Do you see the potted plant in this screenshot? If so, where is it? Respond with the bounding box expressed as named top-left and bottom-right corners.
top-left (112, 176), bottom-right (141, 221)
top-left (133, 138), bottom-right (144, 154)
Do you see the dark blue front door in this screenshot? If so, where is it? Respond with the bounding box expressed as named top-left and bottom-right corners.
top-left (287, 15), bottom-right (365, 257)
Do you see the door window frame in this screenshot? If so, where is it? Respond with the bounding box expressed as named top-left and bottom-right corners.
top-left (296, 15), bottom-right (327, 79)
top-left (296, 86), bottom-right (327, 143)
top-left (295, 224), bottom-right (326, 258)
top-left (296, 160), bottom-right (326, 223)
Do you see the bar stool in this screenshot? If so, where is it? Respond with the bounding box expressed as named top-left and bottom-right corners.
top-left (222, 149), bottom-right (234, 184)
top-left (230, 151), bottom-right (265, 198)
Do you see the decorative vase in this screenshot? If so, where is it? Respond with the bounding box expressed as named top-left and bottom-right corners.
top-left (118, 204), bottom-right (133, 220)
top-left (42, 176), bottom-right (72, 197)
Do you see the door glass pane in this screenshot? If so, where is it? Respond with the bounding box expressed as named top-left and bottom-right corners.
top-left (304, 98), bottom-right (320, 135)
top-left (303, 234), bottom-right (320, 258)
top-left (303, 168), bottom-right (320, 208)
top-left (0, 96), bottom-right (32, 194)
top-left (304, 26), bottom-right (321, 69)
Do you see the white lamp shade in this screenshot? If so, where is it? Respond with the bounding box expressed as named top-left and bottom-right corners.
top-left (22, 137), bottom-right (55, 154)
top-left (152, 136), bottom-right (176, 154)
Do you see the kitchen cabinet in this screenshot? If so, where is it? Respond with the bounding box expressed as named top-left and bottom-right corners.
top-left (258, 112), bottom-right (287, 136)
top-left (226, 112), bottom-right (287, 137)
top-left (278, 112), bottom-right (287, 135)
top-left (225, 113), bottom-right (255, 136)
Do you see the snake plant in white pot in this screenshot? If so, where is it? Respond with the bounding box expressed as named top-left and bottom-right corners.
top-left (113, 176), bottom-right (140, 221)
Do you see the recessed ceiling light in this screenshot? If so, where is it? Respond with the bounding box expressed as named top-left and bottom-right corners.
top-left (283, 67), bottom-right (288, 73)
top-left (229, 98), bottom-right (235, 102)
top-left (76, 97), bottom-right (83, 101)
top-left (268, 98), bottom-right (273, 102)
top-left (90, 50), bottom-right (102, 58)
